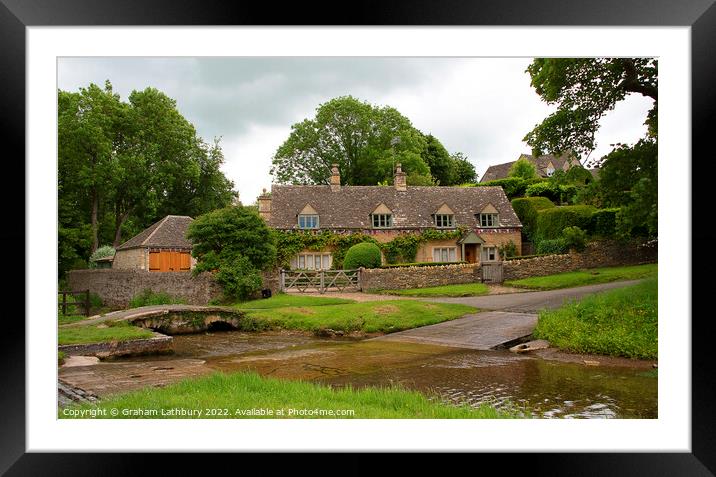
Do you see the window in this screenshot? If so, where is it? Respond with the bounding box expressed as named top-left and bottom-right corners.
top-left (546, 167), bottom-right (555, 177)
top-left (372, 213), bottom-right (393, 228)
top-left (433, 247), bottom-right (457, 263)
top-left (479, 213), bottom-right (498, 227)
top-left (435, 214), bottom-right (454, 228)
top-left (298, 214), bottom-right (319, 229)
top-left (481, 246), bottom-right (498, 262)
top-left (293, 253), bottom-right (332, 270)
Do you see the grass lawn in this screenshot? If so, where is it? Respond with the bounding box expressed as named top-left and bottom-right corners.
top-left (58, 314), bottom-right (89, 326)
top-left (504, 263), bottom-right (657, 290)
top-left (60, 371), bottom-right (522, 419)
top-left (533, 278), bottom-right (657, 359)
top-left (240, 300), bottom-right (476, 334)
top-left (234, 293), bottom-right (355, 310)
top-left (58, 321), bottom-right (154, 345)
top-left (375, 282), bottom-right (490, 297)
top-left (58, 351), bottom-right (66, 365)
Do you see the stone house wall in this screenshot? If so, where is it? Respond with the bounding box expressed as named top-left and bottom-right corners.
top-left (112, 248), bottom-right (148, 270)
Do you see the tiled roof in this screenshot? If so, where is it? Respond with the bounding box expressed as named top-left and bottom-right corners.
top-left (480, 153), bottom-right (577, 182)
top-left (267, 185), bottom-right (522, 229)
top-left (116, 215), bottom-right (194, 250)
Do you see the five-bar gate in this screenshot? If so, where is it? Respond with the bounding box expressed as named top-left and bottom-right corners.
top-left (280, 269), bottom-right (361, 294)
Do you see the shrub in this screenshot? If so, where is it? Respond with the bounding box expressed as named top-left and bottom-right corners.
top-left (381, 234), bottom-right (422, 264)
top-left (343, 242), bottom-right (382, 269)
top-left (589, 208), bottom-right (620, 237)
top-left (129, 289), bottom-right (187, 308)
top-left (498, 240), bottom-right (519, 259)
top-left (526, 182), bottom-right (578, 204)
top-left (536, 238), bottom-right (568, 255)
top-left (476, 177), bottom-right (546, 199)
top-left (188, 206), bottom-right (277, 300)
top-left (562, 226), bottom-right (587, 252)
top-left (88, 245), bottom-right (116, 268)
top-left (511, 197), bottom-right (556, 240)
top-left (508, 157), bottom-right (538, 179)
top-left (535, 205), bottom-right (596, 241)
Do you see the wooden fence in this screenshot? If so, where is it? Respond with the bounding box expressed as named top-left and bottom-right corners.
top-left (58, 289), bottom-right (91, 316)
top-left (280, 269), bottom-right (361, 294)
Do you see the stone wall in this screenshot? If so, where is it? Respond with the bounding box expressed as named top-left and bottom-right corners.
top-left (503, 240), bottom-right (658, 281)
top-left (67, 269), bottom-right (223, 308)
top-left (361, 263), bottom-right (481, 291)
top-left (112, 248), bottom-right (147, 270)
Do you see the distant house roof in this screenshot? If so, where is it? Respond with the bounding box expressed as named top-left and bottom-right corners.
top-left (267, 185), bottom-right (522, 230)
top-left (116, 215), bottom-right (194, 251)
top-left (480, 152), bottom-right (579, 183)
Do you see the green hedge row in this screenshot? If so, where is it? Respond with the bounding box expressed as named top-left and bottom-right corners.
top-left (535, 205), bottom-right (597, 241)
top-left (511, 197), bottom-right (556, 240)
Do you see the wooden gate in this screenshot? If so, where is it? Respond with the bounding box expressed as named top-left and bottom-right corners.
top-left (481, 262), bottom-right (504, 283)
top-left (280, 269), bottom-right (361, 294)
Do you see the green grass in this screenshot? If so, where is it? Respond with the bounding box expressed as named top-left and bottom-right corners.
top-left (533, 278), bottom-right (657, 359)
top-left (375, 282), bottom-right (490, 297)
top-left (58, 351), bottom-right (66, 366)
top-left (58, 314), bottom-right (88, 325)
top-left (240, 300), bottom-right (476, 334)
top-left (234, 293), bottom-right (355, 310)
top-left (128, 289), bottom-right (187, 308)
top-left (58, 320), bottom-right (155, 345)
top-left (504, 263), bottom-right (657, 290)
top-left (60, 371), bottom-right (523, 419)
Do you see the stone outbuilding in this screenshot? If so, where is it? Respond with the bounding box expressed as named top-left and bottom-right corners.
top-left (113, 215), bottom-right (195, 272)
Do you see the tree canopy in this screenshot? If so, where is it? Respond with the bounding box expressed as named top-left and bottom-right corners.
top-left (58, 81), bottom-right (236, 277)
top-left (523, 58), bottom-right (657, 159)
top-left (270, 96), bottom-right (475, 186)
top-left (508, 157), bottom-right (538, 180)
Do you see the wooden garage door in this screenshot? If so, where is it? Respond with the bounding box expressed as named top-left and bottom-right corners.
top-left (149, 251), bottom-right (191, 272)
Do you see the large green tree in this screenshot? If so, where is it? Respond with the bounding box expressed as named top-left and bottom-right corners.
top-left (271, 96), bottom-right (472, 186)
top-left (523, 58), bottom-right (657, 158)
top-left (58, 81), bottom-right (237, 276)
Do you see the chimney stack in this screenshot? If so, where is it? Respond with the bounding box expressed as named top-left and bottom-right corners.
top-left (394, 163), bottom-right (407, 191)
top-left (257, 188), bottom-right (271, 221)
top-left (330, 163), bottom-right (341, 192)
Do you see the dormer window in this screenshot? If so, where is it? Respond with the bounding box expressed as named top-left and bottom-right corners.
top-left (479, 213), bottom-right (498, 227)
top-left (298, 214), bottom-right (319, 229)
top-left (372, 214), bottom-right (393, 228)
top-left (435, 214), bottom-right (454, 228)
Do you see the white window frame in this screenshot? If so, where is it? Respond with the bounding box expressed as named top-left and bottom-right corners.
top-left (293, 252), bottom-right (333, 270)
top-left (435, 214), bottom-right (454, 228)
top-left (372, 213), bottom-right (393, 228)
top-left (432, 247), bottom-right (457, 263)
top-left (479, 213), bottom-right (499, 227)
top-left (481, 246), bottom-right (498, 262)
top-left (298, 214), bottom-right (319, 229)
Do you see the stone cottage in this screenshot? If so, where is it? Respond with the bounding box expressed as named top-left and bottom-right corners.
top-left (113, 215), bottom-right (196, 272)
top-left (258, 163), bottom-right (522, 269)
top-left (480, 152), bottom-right (581, 182)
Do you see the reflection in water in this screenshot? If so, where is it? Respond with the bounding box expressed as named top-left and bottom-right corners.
top-left (66, 331), bottom-right (657, 419)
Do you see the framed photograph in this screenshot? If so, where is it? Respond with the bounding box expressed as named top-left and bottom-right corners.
top-left (4, 0), bottom-right (713, 473)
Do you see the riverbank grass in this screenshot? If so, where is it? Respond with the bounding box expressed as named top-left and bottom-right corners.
top-left (534, 278), bottom-right (657, 359)
top-left (375, 283), bottom-right (490, 297)
top-left (504, 263), bottom-right (657, 290)
top-left (60, 371), bottom-right (521, 419)
top-left (58, 321), bottom-right (154, 345)
top-left (240, 300), bottom-right (476, 334)
top-left (58, 314), bottom-right (89, 326)
top-left (235, 294), bottom-right (355, 310)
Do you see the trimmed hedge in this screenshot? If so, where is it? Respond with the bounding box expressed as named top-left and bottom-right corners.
top-left (511, 197), bottom-right (556, 239)
top-left (525, 182), bottom-right (579, 204)
top-left (535, 205), bottom-right (597, 241)
top-left (379, 261), bottom-right (468, 269)
top-left (589, 208), bottom-right (620, 237)
top-left (536, 238), bottom-right (568, 254)
top-left (343, 242), bottom-right (382, 270)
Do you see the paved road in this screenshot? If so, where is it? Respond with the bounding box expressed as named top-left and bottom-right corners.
top-left (374, 280), bottom-right (642, 350)
top-left (420, 280), bottom-right (644, 313)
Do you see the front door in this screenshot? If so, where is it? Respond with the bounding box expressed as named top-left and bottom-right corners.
top-left (464, 244), bottom-right (478, 263)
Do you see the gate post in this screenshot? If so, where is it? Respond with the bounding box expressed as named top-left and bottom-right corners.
top-left (320, 271), bottom-right (325, 294)
top-left (279, 269), bottom-right (285, 292)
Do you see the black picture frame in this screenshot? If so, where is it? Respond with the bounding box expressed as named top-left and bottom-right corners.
top-left (2, 0), bottom-right (713, 474)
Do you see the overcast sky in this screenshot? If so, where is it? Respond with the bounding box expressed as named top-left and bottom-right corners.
top-left (58, 57), bottom-right (654, 204)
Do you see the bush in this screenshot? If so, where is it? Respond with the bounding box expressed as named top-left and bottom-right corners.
top-left (535, 205), bottom-right (596, 241)
top-left (498, 240), bottom-right (519, 259)
top-left (511, 197), bottom-right (556, 240)
top-left (343, 242), bottom-right (382, 269)
top-left (476, 177), bottom-right (546, 199)
top-left (188, 206), bottom-right (277, 300)
top-left (589, 208), bottom-right (620, 237)
top-left (536, 238), bottom-right (568, 255)
top-left (88, 245), bottom-right (115, 268)
top-left (562, 226), bottom-right (587, 252)
top-left (129, 289), bottom-right (187, 308)
top-left (526, 182), bottom-right (578, 204)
